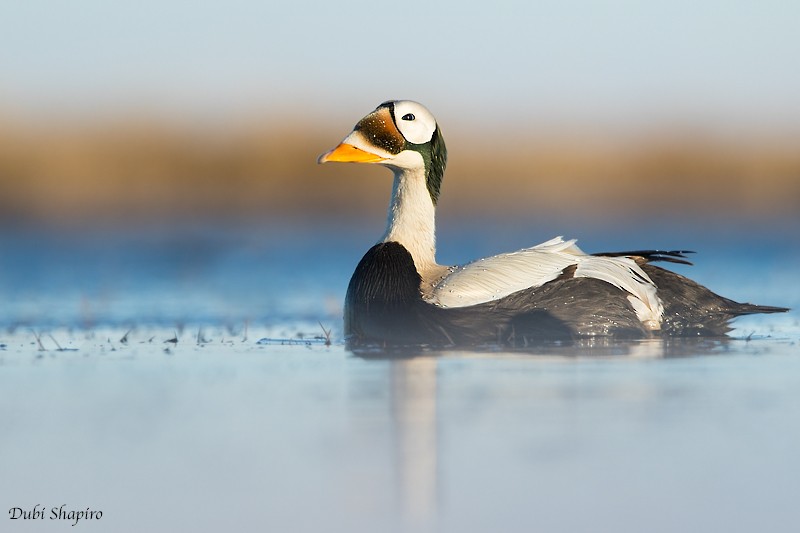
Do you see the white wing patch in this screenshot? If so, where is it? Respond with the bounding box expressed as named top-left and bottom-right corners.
top-left (428, 237), bottom-right (581, 307)
top-left (427, 236), bottom-right (663, 329)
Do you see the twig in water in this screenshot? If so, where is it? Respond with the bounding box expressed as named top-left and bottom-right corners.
top-left (31, 330), bottom-right (46, 351)
top-left (318, 322), bottom-right (332, 347)
top-left (48, 334), bottom-right (64, 351)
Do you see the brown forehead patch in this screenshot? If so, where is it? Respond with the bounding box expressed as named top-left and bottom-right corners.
top-left (353, 107), bottom-right (406, 155)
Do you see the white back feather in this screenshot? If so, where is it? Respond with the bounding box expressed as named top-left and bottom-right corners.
top-left (428, 237), bottom-right (581, 307)
top-left (428, 236), bottom-right (663, 329)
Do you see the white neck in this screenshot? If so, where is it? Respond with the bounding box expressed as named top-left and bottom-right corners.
top-left (381, 165), bottom-right (438, 274)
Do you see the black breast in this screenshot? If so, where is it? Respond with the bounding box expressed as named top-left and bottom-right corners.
top-left (344, 242), bottom-right (434, 344)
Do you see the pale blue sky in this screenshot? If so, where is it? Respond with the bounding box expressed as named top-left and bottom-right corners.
top-left (3, 0), bottom-right (799, 128)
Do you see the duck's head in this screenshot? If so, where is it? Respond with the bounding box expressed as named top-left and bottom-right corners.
top-left (318, 100), bottom-right (447, 204)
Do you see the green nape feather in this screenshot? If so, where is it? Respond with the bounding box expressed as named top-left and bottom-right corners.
top-left (412, 125), bottom-right (447, 205)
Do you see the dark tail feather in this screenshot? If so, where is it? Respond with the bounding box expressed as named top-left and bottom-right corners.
top-left (642, 264), bottom-right (789, 336)
top-left (729, 302), bottom-right (790, 316)
top-left (597, 250), bottom-right (790, 316)
top-left (593, 250), bottom-right (695, 266)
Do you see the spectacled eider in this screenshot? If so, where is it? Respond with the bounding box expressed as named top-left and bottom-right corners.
top-left (318, 100), bottom-right (788, 347)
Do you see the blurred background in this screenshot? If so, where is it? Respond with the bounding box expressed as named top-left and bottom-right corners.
top-left (1, 1), bottom-right (799, 327)
top-left (2, 0), bottom-right (799, 229)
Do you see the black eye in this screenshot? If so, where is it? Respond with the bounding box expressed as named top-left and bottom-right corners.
top-left (401, 113), bottom-right (415, 121)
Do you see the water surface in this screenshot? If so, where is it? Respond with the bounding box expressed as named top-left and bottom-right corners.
top-left (1, 220), bottom-right (798, 532)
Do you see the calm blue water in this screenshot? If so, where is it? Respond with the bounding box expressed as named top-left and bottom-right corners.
top-left (1, 219), bottom-right (799, 532)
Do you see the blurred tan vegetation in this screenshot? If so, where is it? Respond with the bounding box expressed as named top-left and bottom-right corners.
top-left (1, 114), bottom-right (798, 227)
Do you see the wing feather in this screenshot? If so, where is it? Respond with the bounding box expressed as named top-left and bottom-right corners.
top-left (428, 236), bottom-right (664, 329)
top-left (428, 237), bottom-right (583, 307)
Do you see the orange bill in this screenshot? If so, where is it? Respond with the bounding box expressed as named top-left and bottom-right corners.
top-left (317, 143), bottom-right (387, 164)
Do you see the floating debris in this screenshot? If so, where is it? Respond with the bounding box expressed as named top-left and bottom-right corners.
top-left (196, 328), bottom-right (211, 345)
top-left (255, 337), bottom-right (328, 346)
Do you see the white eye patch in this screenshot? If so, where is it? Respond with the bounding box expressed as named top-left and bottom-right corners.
top-left (393, 100), bottom-right (437, 144)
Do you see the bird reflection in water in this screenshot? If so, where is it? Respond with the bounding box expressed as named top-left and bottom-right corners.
top-left (390, 357), bottom-right (439, 530)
